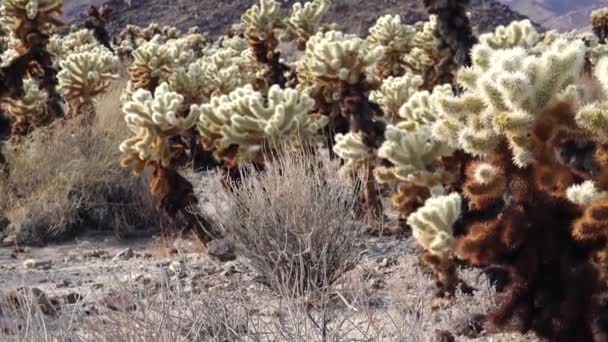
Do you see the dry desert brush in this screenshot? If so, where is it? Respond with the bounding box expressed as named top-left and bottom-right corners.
top-left (206, 147), bottom-right (363, 296)
top-left (0, 84), bottom-right (160, 244)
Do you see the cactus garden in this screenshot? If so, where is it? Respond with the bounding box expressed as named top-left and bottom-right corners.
top-left (3, 0), bottom-right (608, 341)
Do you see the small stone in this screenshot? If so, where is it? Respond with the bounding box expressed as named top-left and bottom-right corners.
top-left (63, 292), bottom-right (82, 304)
top-left (101, 292), bottom-right (137, 312)
top-left (23, 259), bottom-right (52, 270)
top-left (91, 283), bottom-right (104, 290)
top-left (56, 279), bottom-right (72, 289)
top-left (169, 260), bottom-right (185, 274)
top-left (452, 313), bottom-right (486, 338)
top-left (29, 288), bottom-right (58, 316)
top-left (112, 247), bottom-right (135, 261)
top-left (206, 239), bottom-right (236, 262)
top-left (433, 330), bottom-right (455, 342)
top-left (83, 249), bottom-right (107, 259)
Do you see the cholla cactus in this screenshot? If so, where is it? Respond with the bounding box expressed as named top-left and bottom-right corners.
top-left (434, 38), bottom-right (586, 167)
top-left (0, 77), bottom-right (51, 134)
top-left (375, 125), bottom-right (452, 186)
top-left (407, 192), bottom-right (461, 257)
top-left (2, 0), bottom-right (64, 42)
top-left (332, 132), bottom-right (374, 172)
top-left (402, 16), bottom-right (442, 82)
top-left (47, 29), bottom-right (104, 63)
top-left (241, 0), bottom-right (283, 43)
top-left (57, 49), bottom-right (120, 118)
top-left (567, 181), bottom-right (608, 206)
top-left (478, 20), bottom-right (539, 50)
top-left (125, 37), bottom-right (194, 99)
top-left (169, 45), bottom-right (257, 106)
top-left (366, 15), bottom-right (416, 78)
top-left (592, 7), bottom-right (608, 43)
top-left (193, 85), bottom-right (327, 162)
top-left (284, 0), bottom-right (330, 49)
top-left (369, 74), bottom-right (423, 121)
top-left (119, 82), bottom-right (198, 173)
top-left (298, 30), bottom-right (384, 92)
top-left (398, 84), bottom-right (452, 130)
top-left (576, 56), bottom-right (608, 140)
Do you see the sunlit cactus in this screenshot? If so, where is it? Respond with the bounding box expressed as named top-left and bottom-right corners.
top-left (57, 49), bottom-right (120, 120)
top-left (369, 74), bottom-right (423, 122)
top-left (2, 0), bottom-right (64, 45)
top-left (193, 84), bottom-right (327, 163)
top-left (375, 125), bottom-right (452, 187)
top-left (0, 77), bottom-right (50, 135)
top-left (408, 192), bottom-right (461, 257)
top-left (478, 20), bottom-right (539, 50)
top-left (366, 14), bottom-right (416, 79)
top-left (119, 82), bottom-right (198, 174)
top-left (284, 0), bottom-right (330, 49)
top-left (434, 38), bottom-right (586, 167)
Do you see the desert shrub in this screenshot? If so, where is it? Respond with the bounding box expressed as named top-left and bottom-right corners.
top-left (0, 81), bottom-right (161, 245)
top-left (204, 146), bottom-right (363, 296)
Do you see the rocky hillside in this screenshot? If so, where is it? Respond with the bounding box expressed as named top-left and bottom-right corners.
top-left (65, 0), bottom-right (539, 37)
top-left (499, 0), bottom-right (608, 31)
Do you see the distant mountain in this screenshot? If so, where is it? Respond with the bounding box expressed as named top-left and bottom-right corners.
top-left (498, 0), bottom-right (608, 31)
top-left (63, 0), bottom-right (539, 37)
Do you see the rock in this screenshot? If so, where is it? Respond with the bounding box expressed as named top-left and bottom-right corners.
top-left (56, 279), bottom-right (72, 289)
top-left (101, 292), bottom-right (137, 312)
top-left (433, 330), bottom-right (455, 342)
top-left (452, 313), bottom-right (486, 338)
top-left (29, 288), bottom-right (58, 316)
top-left (112, 247), bottom-right (135, 261)
top-left (206, 239), bottom-right (236, 262)
top-left (23, 259), bottom-right (52, 270)
top-left (63, 292), bottom-right (82, 305)
top-left (169, 260), bottom-right (185, 274)
top-left (2, 234), bottom-right (16, 245)
top-left (82, 249), bottom-right (108, 259)
top-left (91, 283), bottom-right (104, 290)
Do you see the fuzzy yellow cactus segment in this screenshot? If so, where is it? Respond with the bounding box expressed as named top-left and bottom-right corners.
top-left (375, 125), bottom-right (452, 186)
top-left (120, 82), bottom-right (198, 173)
top-left (47, 29), bottom-right (104, 61)
top-left (0, 34), bottom-right (20, 67)
top-left (366, 15), bottom-right (416, 78)
top-left (193, 85), bottom-right (327, 161)
top-left (402, 15), bottom-right (441, 75)
top-left (591, 7), bottom-right (608, 42)
top-left (286, 0), bottom-right (330, 45)
top-left (3, 0), bottom-right (64, 38)
top-left (125, 37), bottom-right (195, 101)
top-left (241, 0), bottom-right (283, 42)
top-left (576, 56), bottom-right (608, 141)
top-left (369, 74), bottom-right (422, 122)
top-left (332, 132), bottom-right (374, 172)
top-left (398, 84), bottom-right (452, 130)
top-left (479, 20), bottom-right (539, 50)
top-left (57, 49), bottom-right (120, 113)
top-left (407, 192), bottom-right (461, 257)
top-left (435, 38), bottom-right (586, 167)
top-left (169, 44), bottom-right (256, 104)
top-left (1, 78), bottom-right (50, 128)
top-left (298, 30), bottom-right (384, 89)
top-left (566, 181), bottom-right (608, 206)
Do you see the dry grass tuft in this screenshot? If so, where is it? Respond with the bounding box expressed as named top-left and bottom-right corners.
top-left (0, 81), bottom-right (161, 245)
top-left (203, 147), bottom-right (364, 297)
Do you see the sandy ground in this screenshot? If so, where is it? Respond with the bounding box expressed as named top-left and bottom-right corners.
top-left (0, 231), bottom-right (540, 341)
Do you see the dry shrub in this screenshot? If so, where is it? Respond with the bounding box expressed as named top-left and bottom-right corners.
top-left (204, 147), bottom-right (364, 296)
top-left (0, 80), bottom-right (161, 244)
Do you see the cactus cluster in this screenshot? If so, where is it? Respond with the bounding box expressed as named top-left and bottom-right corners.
top-left (10, 0), bottom-right (608, 340)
